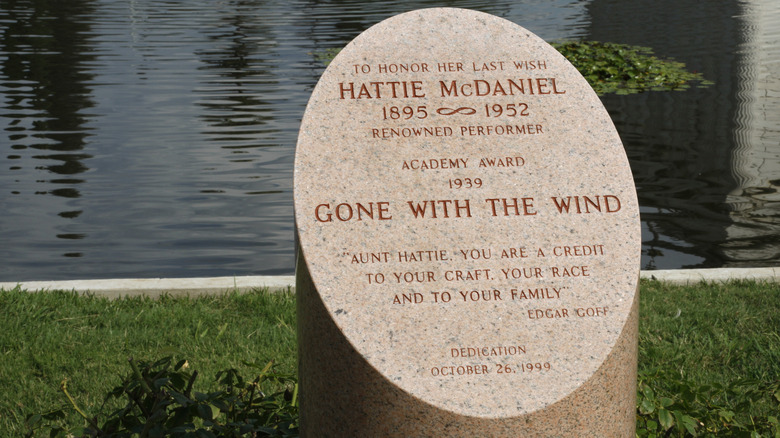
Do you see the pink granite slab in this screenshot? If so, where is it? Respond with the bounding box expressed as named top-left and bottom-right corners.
top-left (294, 7), bottom-right (640, 435)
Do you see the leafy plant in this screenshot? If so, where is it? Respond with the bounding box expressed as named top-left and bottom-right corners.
top-left (551, 41), bottom-right (713, 95)
top-left (637, 368), bottom-right (780, 437)
top-left (311, 47), bottom-right (341, 66)
top-left (25, 357), bottom-right (298, 437)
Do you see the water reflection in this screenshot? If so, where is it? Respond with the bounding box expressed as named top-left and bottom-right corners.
top-left (1, 0), bottom-right (96, 261)
top-left (587, 0), bottom-right (744, 269)
top-left (727, 0), bottom-right (780, 265)
top-left (0, 0), bottom-right (778, 281)
top-left (587, 0), bottom-right (780, 269)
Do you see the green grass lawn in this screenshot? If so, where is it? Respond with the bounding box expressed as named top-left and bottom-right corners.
top-left (640, 280), bottom-right (780, 385)
top-left (1, 280), bottom-right (778, 436)
top-left (0, 288), bottom-right (297, 436)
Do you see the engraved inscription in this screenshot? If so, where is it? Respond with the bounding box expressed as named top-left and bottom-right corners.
top-left (342, 56), bottom-right (567, 141)
top-left (312, 196), bottom-right (624, 222)
top-left (294, 9), bottom-right (639, 417)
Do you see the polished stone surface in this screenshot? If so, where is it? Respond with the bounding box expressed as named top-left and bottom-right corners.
top-left (294, 7), bottom-right (640, 435)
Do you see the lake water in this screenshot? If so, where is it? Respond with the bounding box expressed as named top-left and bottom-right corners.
top-left (1, 0), bottom-right (778, 281)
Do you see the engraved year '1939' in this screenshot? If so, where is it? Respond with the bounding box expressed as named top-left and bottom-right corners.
top-left (448, 178), bottom-right (482, 189)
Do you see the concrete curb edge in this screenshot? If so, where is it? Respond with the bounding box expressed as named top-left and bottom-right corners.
top-left (1, 267), bottom-right (778, 298)
top-left (0, 275), bottom-right (295, 299)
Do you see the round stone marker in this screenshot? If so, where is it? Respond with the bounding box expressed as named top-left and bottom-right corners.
top-left (295, 7), bottom-right (640, 423)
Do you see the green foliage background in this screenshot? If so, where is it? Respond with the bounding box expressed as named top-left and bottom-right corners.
top-left (551, 41), bottom-right (713, 95)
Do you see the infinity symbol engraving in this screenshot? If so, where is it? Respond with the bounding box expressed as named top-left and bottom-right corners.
top-left (436, 107), bottom-right (477, 116)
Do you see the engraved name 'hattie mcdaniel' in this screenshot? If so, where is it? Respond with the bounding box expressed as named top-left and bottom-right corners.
top-left (338, 78), bottom-right (566, 100)
top-left (313, 195), bottom-right (622, 222)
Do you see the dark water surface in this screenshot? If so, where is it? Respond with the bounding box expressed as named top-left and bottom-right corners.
top-left (1, 0), bottom-right (778, 281)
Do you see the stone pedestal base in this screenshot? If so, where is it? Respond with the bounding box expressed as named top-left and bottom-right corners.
top-left (297, 250), bottom-right (638, 437)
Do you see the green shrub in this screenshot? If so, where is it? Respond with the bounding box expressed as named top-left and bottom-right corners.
top-left (637, 368), bottom-right (780, 437)
top-left (26, 357), bottom-right (298, 438)
top-left (550, 41), bottom-right (713, 95)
